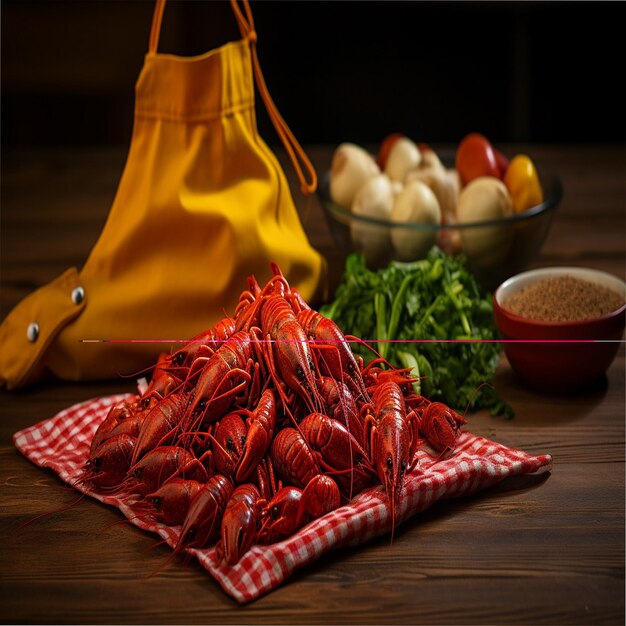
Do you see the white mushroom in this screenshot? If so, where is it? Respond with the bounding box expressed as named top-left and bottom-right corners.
top-left (456, 177), bottom-right (514, 268)
top-left (406, 167), bottom-right (460, 222)
top-left (419, 148), bottom-right (445, 172)
top-left (350, 174), bottom-right (394, 266)
top-left (390, 180), bottom-right (404, 198)
top-left (390, 180), bottom-right (441, 261)
top-left (330, 143), bottom-right (380, 208)
top-left (384, 137), bottom-right (421, 182)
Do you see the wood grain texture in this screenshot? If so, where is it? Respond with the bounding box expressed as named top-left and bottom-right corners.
top-left (0, 145), bottom-right (624, 624)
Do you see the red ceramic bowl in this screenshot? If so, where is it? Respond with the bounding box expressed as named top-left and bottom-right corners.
top-left (493, 267), bottom-right (626, 391)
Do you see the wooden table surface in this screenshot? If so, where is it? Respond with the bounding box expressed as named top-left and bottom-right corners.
top-left (1, 145), bottom-right (624, 624)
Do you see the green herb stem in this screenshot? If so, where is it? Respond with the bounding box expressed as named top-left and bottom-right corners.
top-left (321, 247), bottom-right (513, 417)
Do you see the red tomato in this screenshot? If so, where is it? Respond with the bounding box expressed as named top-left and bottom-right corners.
top-left (417, 142), bottom-right (433, 154)
top-left (494, 148), bottom-right (510, 179)
top-left (377, 133), bottom-right (404, 169)
top-left (455, 133), bottom-right (499, 185)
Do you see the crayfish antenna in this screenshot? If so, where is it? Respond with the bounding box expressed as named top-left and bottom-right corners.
top-left (390, 500), bottom-right (395, 546)
top-left (389, 490), bottom-right (398, 546)
top-left (144, 545), bottom-right (181, 580)
top-left (10, 493), bottom-right (85, 537)
top-left (354, 346), bottom-right (396, 375)
top-left (99, 513), bottom-right (144, 535)
top-left (145, 527), bottom-right (200, 580)
top-left (462, 382), bottom-right (491, 421)
top-left (114, 362), bottom-right (158, 381)
top-left (98, 475), bottom-right (138, 498)
top-left (140, 538), bottom-right (168, 556)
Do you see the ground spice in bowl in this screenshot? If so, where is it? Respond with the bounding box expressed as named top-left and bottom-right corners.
top-left (504, 275), bottom-right (624, 322)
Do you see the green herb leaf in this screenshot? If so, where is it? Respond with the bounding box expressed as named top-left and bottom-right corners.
top-left (321, 247), bottom-right (513, 417)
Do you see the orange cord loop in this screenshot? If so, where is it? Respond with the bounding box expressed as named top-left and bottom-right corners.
top-left (230, 0), bottom-right (317, 195)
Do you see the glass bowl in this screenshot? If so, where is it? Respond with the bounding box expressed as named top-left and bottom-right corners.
top-left (318, 163), bottom-right (562, 291)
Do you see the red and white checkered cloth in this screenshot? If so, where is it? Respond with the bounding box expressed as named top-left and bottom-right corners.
top-left (14, 394), bottom-right (552, 604)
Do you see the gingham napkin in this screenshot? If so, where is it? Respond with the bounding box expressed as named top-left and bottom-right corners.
top-left (14, 394), bottom-right (552, 604)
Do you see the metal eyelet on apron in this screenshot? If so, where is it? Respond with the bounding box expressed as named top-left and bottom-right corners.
top-left (27, 322), bottom-right (40, 343)
top-left (71, 286), bottom-right (85, 305)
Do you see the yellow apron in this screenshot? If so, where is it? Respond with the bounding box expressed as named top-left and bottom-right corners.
top-left (0, 0), bottom-right (325, 389)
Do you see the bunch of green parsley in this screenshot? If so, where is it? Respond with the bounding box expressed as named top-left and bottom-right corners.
top-left (321, 248), bottom-right (513, 417)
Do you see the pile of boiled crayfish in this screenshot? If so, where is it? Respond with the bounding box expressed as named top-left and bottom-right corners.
top-left (83, 263), bottom-right (466, 565)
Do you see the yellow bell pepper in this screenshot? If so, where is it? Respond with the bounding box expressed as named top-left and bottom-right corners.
top-left (504, 154), bottom-right (544, 213)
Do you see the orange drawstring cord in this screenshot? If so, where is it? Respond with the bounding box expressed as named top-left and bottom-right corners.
top-left (230, 0), bottom-right (317, 195)
top-left (148, 0), bottom-right (166, 56)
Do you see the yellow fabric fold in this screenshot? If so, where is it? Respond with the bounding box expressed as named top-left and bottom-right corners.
top-left (0, 3), bottom-right (325, 388)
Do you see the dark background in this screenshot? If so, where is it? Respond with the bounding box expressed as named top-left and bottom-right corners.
top-left (2, 0), bottom-right (625, 149)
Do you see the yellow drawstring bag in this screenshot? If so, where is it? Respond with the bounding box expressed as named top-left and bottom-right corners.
top-left (0, 0), bottom-right (326, 389)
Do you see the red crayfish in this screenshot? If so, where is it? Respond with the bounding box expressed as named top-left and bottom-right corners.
top-left (80, 262), bottom-right (470, 571)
